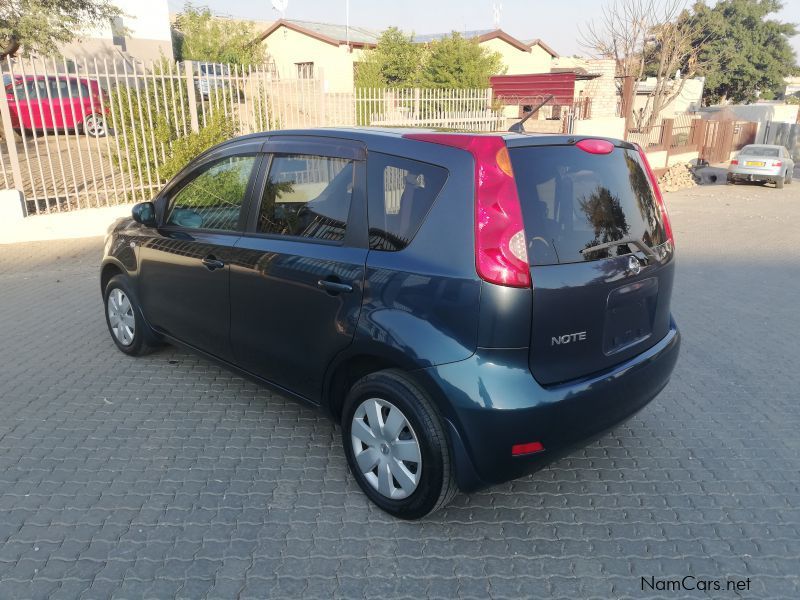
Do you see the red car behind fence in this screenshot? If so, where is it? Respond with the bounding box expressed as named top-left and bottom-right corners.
top-left (4, 75), bottom-right (109, 137)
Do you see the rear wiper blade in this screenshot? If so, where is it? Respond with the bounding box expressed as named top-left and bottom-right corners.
top-left (580, 237), bottom-right (659, 263)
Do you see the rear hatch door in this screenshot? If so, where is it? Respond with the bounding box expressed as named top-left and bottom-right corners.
top-left (508, 139), bottom-right (675, 385)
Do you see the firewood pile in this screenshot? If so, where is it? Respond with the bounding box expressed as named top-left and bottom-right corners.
top-left (657, 163), bottom-right (701, 192)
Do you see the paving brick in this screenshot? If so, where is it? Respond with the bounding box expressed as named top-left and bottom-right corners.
top-left (1, 181), bottom-right (799, 598)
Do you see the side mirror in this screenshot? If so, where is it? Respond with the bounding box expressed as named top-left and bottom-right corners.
top-left (131, 201), bottom-right (156, 227)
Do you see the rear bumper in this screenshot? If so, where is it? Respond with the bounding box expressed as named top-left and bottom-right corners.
top-left (727, 167), bottom-right (782, 183)
top-left (417, 320), bottom-right (680, 491)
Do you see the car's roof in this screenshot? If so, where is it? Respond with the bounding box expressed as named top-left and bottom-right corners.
top-left (223, 127), bottom-right (624, 148)
top-left (742, 144), bottom-right (784, 151)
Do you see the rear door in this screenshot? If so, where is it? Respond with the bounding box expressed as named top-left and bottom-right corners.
top-left (229, 138), bottom-right (368, 401)
top-left (508, 140), bottom-right (675, 385)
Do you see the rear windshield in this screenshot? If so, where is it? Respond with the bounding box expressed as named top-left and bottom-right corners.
top-left (740, 146), bottom-right (779, 157)
top-left (510, 145), bottom-right (668, 266)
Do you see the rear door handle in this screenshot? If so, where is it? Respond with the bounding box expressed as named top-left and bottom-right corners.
top-left (317, 279), bottom-right (353, 294)
top-left (201, 255), bottom-right (225, 271)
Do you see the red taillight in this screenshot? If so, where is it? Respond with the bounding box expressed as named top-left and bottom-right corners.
top-left (635, 143), bottom-right (674, 244)
top-left (402, 133), bottom-right (531, 288)
top-left (730, 159), bottom-right (739, 165)
top-left (772, 160), bottom-right (783, 167)
top-left (576, 138), bottom-right (614, 155)
top-left (512, 441), bottom-right (544, 456)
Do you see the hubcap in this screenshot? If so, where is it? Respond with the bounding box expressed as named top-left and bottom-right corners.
top-left (350, 398), bottom-right (422, 500)
top-left (107, 288), bottom-right (135, 346)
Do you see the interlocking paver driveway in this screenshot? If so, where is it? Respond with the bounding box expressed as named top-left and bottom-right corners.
top-left (0, 180), bottom-right (798, 599)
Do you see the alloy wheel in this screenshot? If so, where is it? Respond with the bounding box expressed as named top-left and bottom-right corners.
top-left (107, 288), bottom-right (135, 346)
top-left (85, 114), bottom-right (106, 137)
top-left (350, 398), bottom-right (422, 500)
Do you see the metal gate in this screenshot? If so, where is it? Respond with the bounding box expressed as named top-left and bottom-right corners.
top-left (699, 120), bottom-right (757, 164)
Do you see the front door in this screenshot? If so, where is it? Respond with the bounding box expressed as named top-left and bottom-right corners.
top-left (138, 151), bottom-right (261, 361)
top-left (229, 141), bottom-right (368, 401)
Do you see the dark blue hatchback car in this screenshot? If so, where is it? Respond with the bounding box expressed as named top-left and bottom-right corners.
top-left (101, 128), bottom-right (680, 519)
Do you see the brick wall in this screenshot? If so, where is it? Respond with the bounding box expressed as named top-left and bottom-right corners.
top-left (582, 59), bottom-right (618, 119)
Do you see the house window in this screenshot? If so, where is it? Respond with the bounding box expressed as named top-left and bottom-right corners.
top-left (296, 62), bottom-right (314, 79)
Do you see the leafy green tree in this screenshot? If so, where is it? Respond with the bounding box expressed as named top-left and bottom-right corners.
top-left (110, 61), bottom-right (237, 188)
top-left (0, 0), bottom-right (121, 59)
top-left (172, 2), bottom-right (265, 66)
top-left (684, 0), bottom-right (798, 103)
top-left (417, 32), bottom-right (504, 88)
top-left (355, 27), bottom-right (422, 88)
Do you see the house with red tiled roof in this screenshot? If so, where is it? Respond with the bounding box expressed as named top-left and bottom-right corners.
top-left (256, 19), bottom-right (559, 92)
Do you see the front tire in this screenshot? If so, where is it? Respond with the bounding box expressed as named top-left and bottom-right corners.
top-left (103, 274), bottom-right (157, 356)
top-left (342, 369), bottom-right (457, 519)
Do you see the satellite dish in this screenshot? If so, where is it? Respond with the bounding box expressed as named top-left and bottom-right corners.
top-left (272, 0), bottom-right (288, 18)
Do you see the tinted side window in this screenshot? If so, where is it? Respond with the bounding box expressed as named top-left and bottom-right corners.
top-left (166, 155), bottom-right (257, 231)
top-left (257, 154), bottom-right (353, 243)
top-left (25, 79), bottom-right (47, 99)
top-left (367, 153), bottom-right (448, 251)
top-left (48, 78), bottom-right (70, 98)
top-left (65, 80), bottom-right (89, 98)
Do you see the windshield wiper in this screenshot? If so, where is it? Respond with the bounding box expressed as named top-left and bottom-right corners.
top-left (580, 237), bottom-right (660, 263)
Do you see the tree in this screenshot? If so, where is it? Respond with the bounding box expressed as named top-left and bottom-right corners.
top-left (580, 0), bottom-right (708, 129)
top-left (0, 0), bottom-right (121, 60)
top-left (418, 33), bottom-right (504, 88)
top-left (172, 3), bottom-right (265, 66)
top-left (355, 27), bottom-right (422, 88)
top-left (684, 0), bottom-right (798, 104)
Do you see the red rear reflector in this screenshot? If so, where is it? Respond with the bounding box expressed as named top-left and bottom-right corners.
top-left (635, 143), bottom-right (674, 244)
top-left (730, 159), bottom-right (738, 165)
top-left (403, 133), bottom-right (531, 288)
top-left (512, 441), bottom-right (544, 456)
top-left (576, 138), bottom-right (614, 155)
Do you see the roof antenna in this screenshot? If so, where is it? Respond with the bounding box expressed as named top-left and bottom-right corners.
top-left (272, 0), bottom-right (288, 20)
top-left (492, 2), bottom-right (502, 29)
top-left (508, 94), bottom-right (554, 133)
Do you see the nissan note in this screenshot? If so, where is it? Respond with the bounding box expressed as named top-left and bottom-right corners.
top-left (100, 128), bottom-right (680, 519)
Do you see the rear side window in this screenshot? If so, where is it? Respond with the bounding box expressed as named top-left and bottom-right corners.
top-left (367, 153), bottom-right (447, 251)
top-left (510, 145), bottom-right (668, 266)
top-left (257, 154), bottom-right (354, 243)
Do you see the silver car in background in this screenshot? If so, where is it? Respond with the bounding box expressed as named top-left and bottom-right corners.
top-left (727, 144), bottom-right (794, 189)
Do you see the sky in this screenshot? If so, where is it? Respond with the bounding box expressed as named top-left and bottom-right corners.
top-left (166, 0), bottom-right (800, 61)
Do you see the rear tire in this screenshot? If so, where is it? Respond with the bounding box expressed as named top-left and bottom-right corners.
top-left (341, 369), bottom-right (457, 519)
top-left (786, 170), bottom-right (793, 185)
top-left (82, 113), bottom-right (107, 137)
top-left (103, 274), bottom-right (158, 356)
top-left (776, 175), bottom-right (784, 189)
